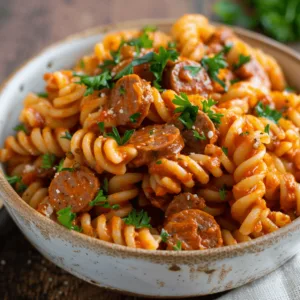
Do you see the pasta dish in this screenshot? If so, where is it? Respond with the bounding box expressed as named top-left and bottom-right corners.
top-left (1, 15), bottom-right (299, 251)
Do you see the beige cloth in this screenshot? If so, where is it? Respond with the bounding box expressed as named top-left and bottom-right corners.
top-left (219, 254), bottom-right (300, 300)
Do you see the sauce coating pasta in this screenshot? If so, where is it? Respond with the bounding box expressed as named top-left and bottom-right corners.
top-left (1, 14), bottom-right (299, 251)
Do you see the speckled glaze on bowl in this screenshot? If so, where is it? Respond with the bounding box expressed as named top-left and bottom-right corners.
top-left (0, 19), bottom-right (300, 298)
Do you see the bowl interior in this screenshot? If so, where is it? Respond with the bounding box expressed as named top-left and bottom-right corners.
top-left (0, 19), bottom-right (300, 257)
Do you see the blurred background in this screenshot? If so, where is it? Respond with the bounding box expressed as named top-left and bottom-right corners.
top-left (1, 0), bottom-right (300, 299)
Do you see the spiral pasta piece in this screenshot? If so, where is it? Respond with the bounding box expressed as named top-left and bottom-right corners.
top-left (70, 130), bottom-right (137, 174)
top-left (0, 127), bottom-right (71, 161)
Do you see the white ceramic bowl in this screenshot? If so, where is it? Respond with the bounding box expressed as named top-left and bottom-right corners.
top-left (1, 19), bottom-right (300, 298)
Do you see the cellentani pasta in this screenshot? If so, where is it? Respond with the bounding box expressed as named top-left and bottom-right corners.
top-left (1, 14), bottom-right (300, 251)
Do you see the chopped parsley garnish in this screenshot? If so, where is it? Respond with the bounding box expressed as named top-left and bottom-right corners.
top-left (219, 186), bottom-right (227, 201)
top-left (201, 98), bottom-right (224, 125)
top-left (173, 93), bottom-right (198, 129)
top-left (13, 124), bottom-right (28, 134)
top-left (129, 112), bottom-right (141, 123)
top-left (222, 43), bottom-right (233, 54)
top-left (80, 59), bottom-right (85, 69)
top-left (105, 127), bottom-right (135, 146)
top-left (240, 131), bottom-right (249, 136)
top-left (74, 71), bottom-right (112, 96)
top-left (6, 175), bottom-right (22, 185)
top-left (143, 25), bottom-right (157, 33)
top-left (233, 54), bottom-right (251, 70)
top-left (284, 86), bottom-right (295, 93)
top-left (89, 189), bottom-right (107, 206)
top-left (61, 131), bottom-right (72, 140)
top-left (183, 65), bottom-right (201, 77)
top-left (119, 86), bottom-right (126, 95)
top-left (55, 159), bottom-right (75, 173)
top-left (201, 52), bottom-right (228, 90)
top-left (156, 160), bottom-right (162, 165)
top-left (264, 124), bottom-right (270, 134)
top-left (6, 175), bottom-right (28, 193)
top-left (173, 240), bottom-right (182, 251)
top-left (123, 209), bottom-right (151, 229)
top-left (230, 78), bottom-right (240, 85)
top-left (149, 129), bottom-right (154, 135)
top-left (37, 92), bottom-right (48, 98)
top-left (221, 147), bottom-right (228, 156)
top-left (255, 102), bottom-right (282, 124)
top-left (193, 130), bottom-right (206, 140)
top-left (114, 47), bottom-right (178, 89)
top-left (97, 121), bottom-right (105, 133)
top-left (57, 207), bottom-right (81, 232)
top-left (127, 29), bottom-right (153, 55)
top-left (160, 229), bottom-right (170, 243)
top-left (168, 41), bottom-right (177, 49)
top-left (41, 153), bottom-right (56, 169)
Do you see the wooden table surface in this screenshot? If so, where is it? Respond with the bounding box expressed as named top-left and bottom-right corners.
top-left (0, 1), bottom-right (223, 299)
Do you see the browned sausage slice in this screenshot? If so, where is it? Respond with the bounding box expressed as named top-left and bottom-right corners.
top-left (129, 124), bottom-right (184, 167)
top-left (163, 60), bottom-right (213, 95)
top-left (108, 74), bottom-right (153, 128)
top-left (164, 209), bottom-right (223, 250)
top-left (172, 110), bottom-right (217, 154)
top-left (49, 166), bottom-right (100, 213)
top-left (165, 193), bottom-right (205, 219)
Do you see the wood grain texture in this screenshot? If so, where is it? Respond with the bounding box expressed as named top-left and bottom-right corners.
top-left (0, 1), bottom-right (224, 299)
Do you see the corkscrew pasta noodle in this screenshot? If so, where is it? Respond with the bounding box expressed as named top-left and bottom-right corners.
top-left (1, 14), bottom-right (299, 251)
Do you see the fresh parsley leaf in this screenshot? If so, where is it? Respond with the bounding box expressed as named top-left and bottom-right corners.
top-left (111, 204), bottom-right (120, 210)
top-left (74, 71), bottom-right (112, 96)
top-left (255, 102), bottom-right (282, 123)
top-left (106, 127), bottom-right (135, 146)
top-left (123, 209), bottom-right (151, 229)
top-left (89, 189), bottom-right (108, 207)
top-left (173, 93), bottom-right (198, 129)
top-left (149, 129), bottom-right (154, 135)
top-left (127, 28), bottom-right (153, 55)
top-left (56, 159), bottom-right (64, 172)
top-left (183, 65), bottom-right (201, 77)
top-left (61, 131), bottom-right (72, 140)
top-left (156, 160), bottom-right (162, 165)
top-left (201, 52), bottom-right (228, 90)
top-left (221, 147), bottom-right (228, 156)
top-left (284, 86), bottom-right (296, 93)
top-left (57, 206), bottom-right (81, 232)
top-left (230, 78), bottom-right (240, 85)
top-left (37, 92), bottom-right (48, 98)
top-left (173, 240), bottom-right (182, 251)
top-left (222, 43), bottom-right (233, 54)
top-left (17, 182), bottom-right (28, 193)
top-left (240, 131), bottom-right (249, 136)
top-left (193, 130), bottom-right (206, 140)
top-left (219, 186), bottom-right (227, 201)
top-left (119, 86), bottom-right (126, 95)
top-left (143, 25), bottom-right (157, 33)
top-left (130, 112), bottom-right (141, 123)
top-left (160, 229), bottom-right (170, 243)
top-left (41, 153), bottom-right (56, 169)
top-left (13, 124), bottom-right (28, 134)
top-left (202, 98), bottom-right (224, 125)
top-left (150, 47), bottom-right (179, 89)
top-left (168, 41), bottom-right (177, 48)
top-left (97, 122), bottom-right (105, 133)
top-left (6, 175), bottom-right (22, 185)
top-left (114, 47), bottom-right (179, 89)
top-left (264, 124), bottom-right (270, 134)
top-left (233, 54), bottom-right (251, 70)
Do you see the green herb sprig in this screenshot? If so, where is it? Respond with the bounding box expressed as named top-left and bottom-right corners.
top-left (123, 209), bottom-right (151, 229)
top-left (57, 207), bottom-right (81, 232)
top-left (105, 127), bottom-right (135, 146)
top-left (201, 98), bottom-right (224, 125)
top-left (255, 102), bottom-right (282, 124)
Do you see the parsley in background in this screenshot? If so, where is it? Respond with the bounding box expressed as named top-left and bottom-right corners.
top-left (214, 0), bottom-right (300, 42)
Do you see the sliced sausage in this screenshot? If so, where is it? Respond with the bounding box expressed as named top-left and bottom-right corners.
top-left (165, 193), bottom-right (205, 219)
top-left (163, 60), bottom-right (213, 95)
top-left (108, 74), bottom-right (153, 128)
top-left (129, 124), bottom-right (184, 167)
top-left (172, 110), bottom-right (217, 154)
top-left (49, 166), bottom-right (100, 213)
top-left (164, 209), bottom-right (223, 250)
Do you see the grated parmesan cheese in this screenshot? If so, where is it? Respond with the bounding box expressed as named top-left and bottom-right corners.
top-left (207, 131), bottom-right (214, 139)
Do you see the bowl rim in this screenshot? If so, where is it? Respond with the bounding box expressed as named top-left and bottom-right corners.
top-left (1, 18), bottom-right (300, 260)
